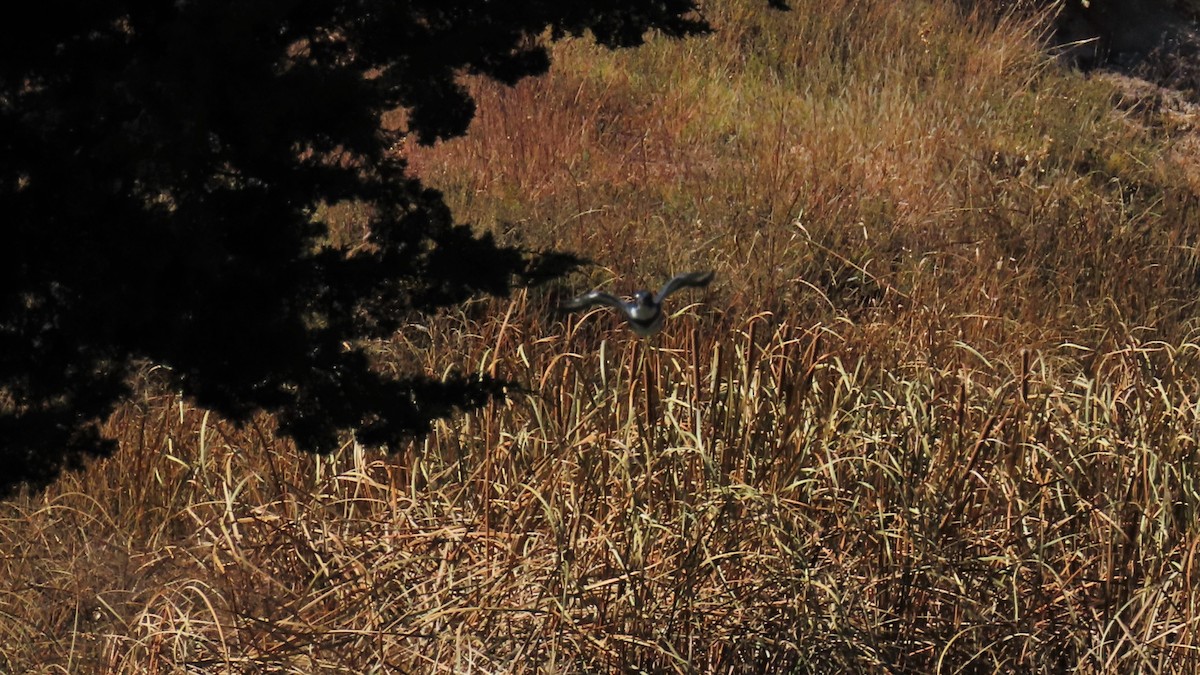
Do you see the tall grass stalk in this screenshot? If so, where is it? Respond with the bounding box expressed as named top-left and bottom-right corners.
top-left (6, 0), bottom-right (1200, 671)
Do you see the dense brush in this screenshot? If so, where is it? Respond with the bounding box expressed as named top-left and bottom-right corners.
top-left (6, 0), bottom-right (1200, 671)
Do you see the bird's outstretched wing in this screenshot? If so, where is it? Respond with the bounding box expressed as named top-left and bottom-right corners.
top-left (561, 290), bottom-right (628, 314)
top-left (655, 271), bottom-right (715, 303)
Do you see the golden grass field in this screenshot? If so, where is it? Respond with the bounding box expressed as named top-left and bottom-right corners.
top-left (7, 0), bottom-right (1200, 672)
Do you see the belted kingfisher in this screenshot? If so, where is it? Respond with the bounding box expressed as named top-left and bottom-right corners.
top-left (562, 271), bottom-right (715, 336)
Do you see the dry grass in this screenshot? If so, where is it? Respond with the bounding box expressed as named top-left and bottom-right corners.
top-left (7, 0), bottom-right (1200, 672)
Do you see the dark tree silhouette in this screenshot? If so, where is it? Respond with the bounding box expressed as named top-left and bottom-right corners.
top-left (0, 0), bottom-right (710, 495)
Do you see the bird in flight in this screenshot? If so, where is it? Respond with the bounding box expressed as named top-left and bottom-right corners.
top-left (561, 271), bottom-right (715, 337)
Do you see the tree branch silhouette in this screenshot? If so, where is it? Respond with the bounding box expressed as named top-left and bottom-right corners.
top-left (0, 0), bottom-right (710, 495)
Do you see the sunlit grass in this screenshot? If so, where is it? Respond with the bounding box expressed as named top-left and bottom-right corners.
top-left (6, 0), bottom-right (1200, 671)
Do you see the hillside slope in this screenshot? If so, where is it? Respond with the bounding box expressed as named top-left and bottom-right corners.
top-left (6, 1), bottom-right (1200, 672)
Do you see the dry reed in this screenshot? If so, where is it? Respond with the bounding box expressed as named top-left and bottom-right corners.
top-left (5, 0), bottom-right (1200, 672)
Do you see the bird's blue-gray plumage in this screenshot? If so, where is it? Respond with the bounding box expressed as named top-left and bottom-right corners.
top-left (562, 271), bottom-right (714, 337)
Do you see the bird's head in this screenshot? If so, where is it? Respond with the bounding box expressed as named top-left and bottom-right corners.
top-left (633, 290), bottom-right (655, 307)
